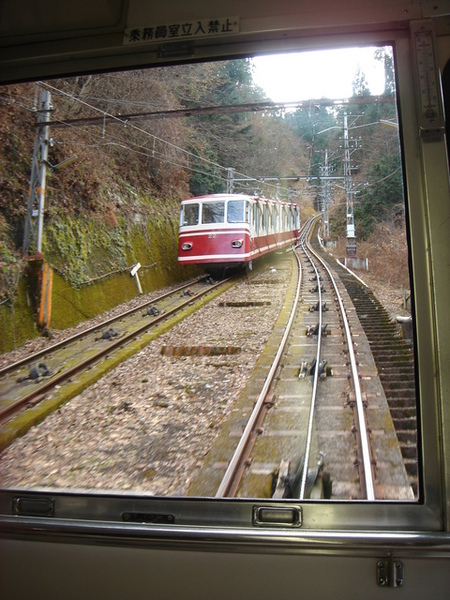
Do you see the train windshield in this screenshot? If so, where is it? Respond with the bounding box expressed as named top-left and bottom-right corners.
top-left (0, 44), bottom-right (425, 515)
top-left (202, 202), bottom-right (225, 224)
top-left (227, 200), bottom-right (246, 223)
top-left (182, 203), bottom-right (199, 226)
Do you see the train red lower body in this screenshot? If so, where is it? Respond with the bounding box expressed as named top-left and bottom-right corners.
top-left (178, 225), bottom-right (300, 269)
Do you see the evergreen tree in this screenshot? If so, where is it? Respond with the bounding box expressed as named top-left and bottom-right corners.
top-left (354, 151), bottom-right (403, 238)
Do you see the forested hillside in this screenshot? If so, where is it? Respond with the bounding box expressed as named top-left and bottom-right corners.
top-left (0, 50), bottom-right (407, 304)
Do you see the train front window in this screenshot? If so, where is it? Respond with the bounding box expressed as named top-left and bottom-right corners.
top-left (227, 200), bottom-right (246, 223)
top-left (202, 202), bottom-right (225, 224)
top-left (3, 38), bottom-right (440, 533)
top-left (182, 203), bottom-right (199, 226)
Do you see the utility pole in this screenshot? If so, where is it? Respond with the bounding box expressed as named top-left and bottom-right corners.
top-left (343, 112), bottom-right (357, 256)
top-left (23, 90), bottom-right (53, 254)
top-left (226, 167), bottom-right (235, 194)
top-left (320, 149), bottom-right (332, 241)
top-left (22, 90), bottom-right (55, 333)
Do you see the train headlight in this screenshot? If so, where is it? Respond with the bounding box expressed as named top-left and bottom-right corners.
top-left (231, 239), bottom-right (243, 248)
top-left (181, 242), bottom-right (193, 251)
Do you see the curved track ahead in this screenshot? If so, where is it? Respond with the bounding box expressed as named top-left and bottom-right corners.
top-left (211, 217), bottom-right (414, 501)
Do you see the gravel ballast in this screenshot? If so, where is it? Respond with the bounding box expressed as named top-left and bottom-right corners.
top-left (0, 261), bottom-right (291, 495)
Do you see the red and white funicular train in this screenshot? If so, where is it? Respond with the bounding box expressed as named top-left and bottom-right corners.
top-left (178, 193), bottom-right (300, 271)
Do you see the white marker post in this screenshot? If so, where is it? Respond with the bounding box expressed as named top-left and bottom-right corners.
top-left (130, 262), bottom-right (143, 294)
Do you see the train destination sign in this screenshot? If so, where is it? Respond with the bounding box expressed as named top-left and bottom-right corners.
top-left (124, 17), bottom-right (240, 45)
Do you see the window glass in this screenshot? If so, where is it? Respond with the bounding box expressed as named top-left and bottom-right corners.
top-left (202, 202), bottom-right (225, 223)
top-left (273, 205), bottom-right (279, 232)
top-left (183, 203), bottom-right (199, 226)
top-left (0, 46), bottom-right (423, 515)
top-left (263, 204), bottom-right (269, 233)
top-left (251, 203), bottom-right (258, 231)
top-left (227, 200), bottom-right (246, 222)
top-left (246, 202), bottom-right (252, 223)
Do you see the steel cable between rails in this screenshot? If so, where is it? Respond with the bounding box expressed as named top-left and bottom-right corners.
top-left (299, 230), bottom-right (323, 500)
top-left (305, 228), bottom-right (376, 501)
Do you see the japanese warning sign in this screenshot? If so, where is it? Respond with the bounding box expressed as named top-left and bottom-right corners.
top-left (124, 17), bottom-right (240, 45)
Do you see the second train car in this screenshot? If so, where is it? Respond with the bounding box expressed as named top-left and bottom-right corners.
top-left (177, 193), bottom-right (300, 271)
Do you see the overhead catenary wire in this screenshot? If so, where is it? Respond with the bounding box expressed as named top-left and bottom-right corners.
top-left (39, 82), bottom-right (296, 195)
top-left (0, 83), bottom-right (313, 200)
top-left (40, 81), bottom-right (226, 169)
top-left (4, 82), bottom-right (374, 202)
top-left (38, 81), bottom-right (291, 198)
top-left (0, 89), bottom-right (401, 203)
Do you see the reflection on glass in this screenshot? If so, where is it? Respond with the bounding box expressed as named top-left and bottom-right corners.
top-left (183, 203), bottom-right (199, 225)
top-left (0, 47), bottom-right (419, 505)
top-left (227, 200), bottom-right (245, 222)
top-left (202, 202), bottom-right (225, 224)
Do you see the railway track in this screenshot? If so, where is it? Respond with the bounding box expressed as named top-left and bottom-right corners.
top-left (0, 220), bottom-right (417, 500)
top-left (0, 276), bottom-right (203, 377)
top-left (0, 258), bottom-right (293, 493)
top-left (0, 276), bottom-right (235, 444)
top-left (190, 218), bottom-right (415, 501)
top-left (310, 235), bottom-right (419, 495)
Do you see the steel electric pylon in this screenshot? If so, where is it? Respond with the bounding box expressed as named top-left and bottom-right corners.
top-left (343, 112), bottom-right (357, 256)
top-left (320, 149), bottom-right (331, 240)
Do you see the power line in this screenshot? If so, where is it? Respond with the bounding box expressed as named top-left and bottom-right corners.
top-left (43, 95), bottom-right (395, 128)
top-left (38, 82), bottom-right (293, 198)
top-left (4, 81), bottom-right (319, 202)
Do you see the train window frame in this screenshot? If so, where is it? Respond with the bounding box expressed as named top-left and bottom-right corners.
top-left (251, 200), bottom-right (259, 234)
top-left (0, 27), bottom-right (448, 543)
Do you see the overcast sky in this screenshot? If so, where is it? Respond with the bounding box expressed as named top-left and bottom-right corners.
top-left (251, 47), bottom-right (387, 102)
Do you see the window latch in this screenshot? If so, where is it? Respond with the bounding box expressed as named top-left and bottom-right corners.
top-left (377, 558), bottom-right (404, 587)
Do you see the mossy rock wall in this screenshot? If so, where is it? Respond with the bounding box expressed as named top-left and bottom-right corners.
top-left (0, 272), bottom-right (40, 352)
top-left (0, 212), bottom-right (199, 354)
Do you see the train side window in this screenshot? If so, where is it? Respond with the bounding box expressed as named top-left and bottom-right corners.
top-left (252, 202), bottom-right (259, 233)
top-left (263, 203), bottom-right (269, 234)
top-left (182, 203), bottom-right (199, 226)
top-left (202, 202), bottom-right (225, 224)
top-left (256, 202), bottom-right (262, 234)
top-left (266, 204), bottom-right (272, 232)
top-left (245, 202), bottom-right (251, 223)
top-left (272, 205), bottom-right (279, 232)
top-left (227, 200), bottom-right (245, 223)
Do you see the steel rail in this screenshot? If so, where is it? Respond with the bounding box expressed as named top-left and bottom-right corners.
top-left (0, 277), bottom-right (230, 423)
top-left (0, 276), bottom-right (207, 379)
top-left (215, 249), bottom-right (303, 497)
top-left (306, 227), bottom-right (376, 500)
